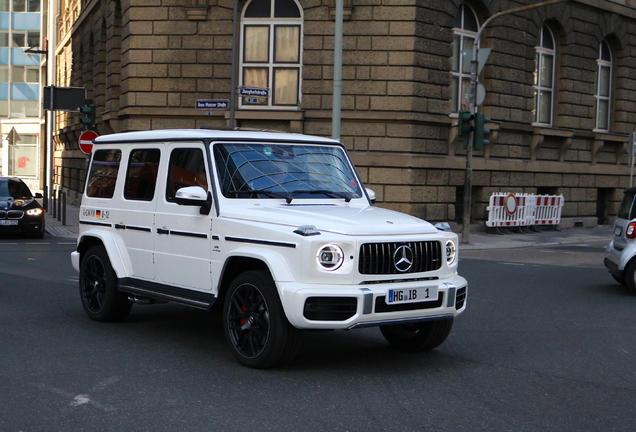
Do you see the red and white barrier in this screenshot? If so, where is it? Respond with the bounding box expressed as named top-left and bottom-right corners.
top-left (533, 195), bottom-right (563, 225)
top-left (486, 193), bottom-right (563, 228)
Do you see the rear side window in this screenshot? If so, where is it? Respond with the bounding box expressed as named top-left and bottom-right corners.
top-left (124, 149), bottom-right (161, 201)
top-left (617, 191), bottom-right (636, 220)
top-left (86, 149), bottom-right (122, 198)
top-left (166, 148), bottom-right (208, 202)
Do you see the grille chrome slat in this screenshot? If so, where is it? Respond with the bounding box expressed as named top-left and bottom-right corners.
top-left (359, 241), bottom-right (442, 275)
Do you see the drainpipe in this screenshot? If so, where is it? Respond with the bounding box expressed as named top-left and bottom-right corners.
top-left (331, 0), bottom-right (343, 140)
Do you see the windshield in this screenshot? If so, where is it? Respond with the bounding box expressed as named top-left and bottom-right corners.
top-left (0, 179), bottom-right (33, 200)
top-left (213, 143), bottom-right (363, 201)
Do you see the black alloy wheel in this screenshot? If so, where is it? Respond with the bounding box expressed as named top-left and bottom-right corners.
top-left (79, 246), bottom-right (132, 321)
top-left (223, 270), bottom-right (301, 368)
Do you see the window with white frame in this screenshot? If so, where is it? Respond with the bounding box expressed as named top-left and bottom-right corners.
top-left (451, 2), bottom-right (478, 114)
top-left (533, 25), bottom-right (555, 126)
top-left (595, 40), bottom-right (612, 132)
top-left (239, 0), bottom-right (302, 108)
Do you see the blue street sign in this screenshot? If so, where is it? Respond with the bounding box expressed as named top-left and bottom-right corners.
top-left (195, 99), bottom-right (229, 110)
top-left (238, 87), bottom-right (270, 98)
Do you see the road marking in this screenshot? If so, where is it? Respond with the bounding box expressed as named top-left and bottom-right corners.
top-left (502, 262), bottom-right (525, 266)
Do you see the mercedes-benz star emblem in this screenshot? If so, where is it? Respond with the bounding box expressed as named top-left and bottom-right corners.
top-left (393, 245), bottom-right (414, 272)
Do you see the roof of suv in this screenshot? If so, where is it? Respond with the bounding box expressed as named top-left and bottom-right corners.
top-left (93, 129), bottom-right (341, 145)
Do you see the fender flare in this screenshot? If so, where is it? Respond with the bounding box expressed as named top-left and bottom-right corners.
top-left (222, 246), bottom-right (294, 283)
top-left (77, 228), bottom-right (133, 278)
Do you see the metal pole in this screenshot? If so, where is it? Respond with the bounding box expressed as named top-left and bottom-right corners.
top-left (331, 0), bottom-right (343, 140)
top-left (62, 191), bottom-right (67, 225)
top-left (630, 131), bottom-right (636, 188)
top-left (57, 188), bottom-right (62, 221)
top-left (51, 187), bottom-right (56, 218)
top-left (461, 0), bottom-right (570, 244)
top-left (228, 0), bottom-right (239, 129)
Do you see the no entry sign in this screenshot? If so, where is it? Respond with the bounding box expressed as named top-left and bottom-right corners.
top-left (78, 130), bottom-right (98, 154)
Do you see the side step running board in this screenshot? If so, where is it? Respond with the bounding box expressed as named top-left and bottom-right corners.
top-left (119, 284), bottom-right (214, 311)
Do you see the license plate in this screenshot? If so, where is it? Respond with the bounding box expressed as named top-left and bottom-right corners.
top-left (386, 286), bottom-right (438, 305)
top-left (0, 220), bottom-right (18, 226)
top-left (615, 225), bottom-right (623, 236)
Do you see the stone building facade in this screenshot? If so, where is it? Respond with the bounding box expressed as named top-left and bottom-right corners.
top-left (53, 0), bottom-right (636, 226)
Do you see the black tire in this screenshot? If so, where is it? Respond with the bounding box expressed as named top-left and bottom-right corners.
top-left (625, 260), bottom-right (636, 294)
top-left (612, 273), bottom-right (626, 286)
top-left (380, 317), bottom-right (454, 352)
top-left (223, 270), bottom-right (301, 368)
top-left (79, 245), bottom-right (132, 321)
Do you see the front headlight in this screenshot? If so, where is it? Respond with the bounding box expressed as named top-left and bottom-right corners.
top-left (27, 208), bottom-right (43, 216)
top-left (445, 239), bottom-right (457, 266)
top-left (316, 244), bottom-right (344, 271)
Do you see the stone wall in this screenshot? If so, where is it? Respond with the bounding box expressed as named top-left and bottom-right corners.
top-left (52, 0), bottom-right (636, 225)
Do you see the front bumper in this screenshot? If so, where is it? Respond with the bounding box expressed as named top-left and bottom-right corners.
top-left (0, 217), bottom-right (44, 235)
top-left (278, 274), bottom-right (467, 330)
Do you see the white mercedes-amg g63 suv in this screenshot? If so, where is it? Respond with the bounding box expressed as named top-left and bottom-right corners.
top-left (71, 129), bottom-right (467, 368)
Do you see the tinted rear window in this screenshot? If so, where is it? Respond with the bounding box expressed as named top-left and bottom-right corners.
top-left (617, 191), bottom-right (636, 220)
top-left (86, 149), bottom-right (122, 199)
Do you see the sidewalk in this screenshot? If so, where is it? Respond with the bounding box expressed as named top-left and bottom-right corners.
top-left (44, 202), bottom-right (613, 249)
top-left (459, 225), bottom-right (612, 251)
top-left (44, 203), bottom-right (80, 239)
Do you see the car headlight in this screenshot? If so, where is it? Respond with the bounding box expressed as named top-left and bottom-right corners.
top-left (316, 244), bottom-right (344, 271)
top-left (27, 208), bottom-right (43, 216)
top-left (445, 239), bottom-right (457, 266)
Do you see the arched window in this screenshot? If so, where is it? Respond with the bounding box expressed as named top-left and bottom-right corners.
top-left (595, 40), bottom-right (612, 131)
top-left (451, 3), bottom-right (478, 114)
top-left (240, 0), bottom-right (302, 109)
top-left (533, 25), bottom-right (555, 126)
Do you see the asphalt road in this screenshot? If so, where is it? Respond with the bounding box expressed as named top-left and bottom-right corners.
top-left (1, 236), bottom-right (634, 431)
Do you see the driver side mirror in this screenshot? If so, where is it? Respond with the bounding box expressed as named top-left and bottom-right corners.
top-left (365, 188), bottom-right (376, 204)
top-left (174, 186), bottom-right (213, 215)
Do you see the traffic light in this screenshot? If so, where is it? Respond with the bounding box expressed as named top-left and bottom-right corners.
top-left (457, 110), bottom-right (474, 147)
top-left (473, 112), bottom-right (491, 150)
top-left (79, 102), bottom-right (96, 131)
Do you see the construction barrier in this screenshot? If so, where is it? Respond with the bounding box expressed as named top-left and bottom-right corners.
top-left (486, 193), bottom-right (563, 228)
top-left (533, 195), bottom-right (564, 225)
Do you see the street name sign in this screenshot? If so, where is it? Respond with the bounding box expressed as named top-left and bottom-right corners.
top-left (238, 87), bottom-right (270, 98)
top-left (195, 99), bottom-right (229, 110)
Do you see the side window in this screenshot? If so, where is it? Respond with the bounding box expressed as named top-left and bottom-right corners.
top-left (124, 148), bottom-right (161, 201)
top-left (451, 2), bottom-right (479, 114)
top-left (86, 149), bottom-right (122, 199)
top-left (240, 0), bottom-right (303, 108)
top-left (533, 25), bottom-right (556, 126)
top-left (166, 148), bottom-right (208, 202)
top-left (595, 40), bottom-right (612, 132)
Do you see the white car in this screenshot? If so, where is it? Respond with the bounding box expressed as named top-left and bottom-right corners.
top-left (71, 129), bottom-right (467, 368)
top-left (605, 187), bottom-right (636, 290)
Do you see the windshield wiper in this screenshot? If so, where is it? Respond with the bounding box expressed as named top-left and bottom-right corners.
top-left (229, 189), bottom-right (294, 203)
top-left (292, 190), bottom-right (352, 202)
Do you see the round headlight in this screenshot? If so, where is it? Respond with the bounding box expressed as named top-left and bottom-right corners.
top-left (27, 208), bottom-right (43, 216)
top-left (445, 239), bottom-right (457, 266)
top-left (316, 244), bottom-right (344, 271)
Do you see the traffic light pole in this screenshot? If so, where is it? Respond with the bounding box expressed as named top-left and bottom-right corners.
top-left (461, 0), bottom-right (570, 244)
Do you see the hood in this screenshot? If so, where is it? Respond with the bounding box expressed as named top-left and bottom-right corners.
top-left (220, 203), bottom-right (438, 236)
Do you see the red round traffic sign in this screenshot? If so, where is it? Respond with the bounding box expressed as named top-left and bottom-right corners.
top-left (505, 193), bottom-right (517, 215)
top-left (78, 130), bottom-right (98, 154)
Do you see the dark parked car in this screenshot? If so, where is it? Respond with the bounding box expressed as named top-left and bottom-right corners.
top-left (0, 176), bottom-right (45, 238)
